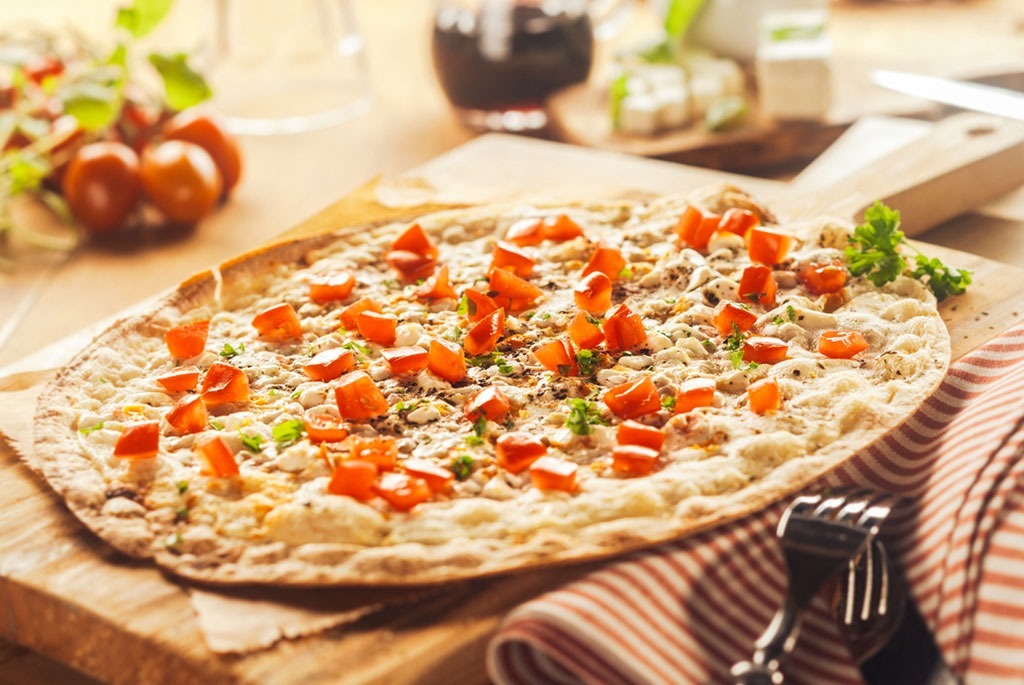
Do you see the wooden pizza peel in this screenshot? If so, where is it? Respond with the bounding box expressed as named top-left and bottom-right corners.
top-left (2, 113), bottom-right (1024, 685)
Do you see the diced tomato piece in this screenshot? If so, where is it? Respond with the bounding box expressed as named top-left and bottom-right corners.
top-left (748, 377), bottom-right (781, 414)
top-left (491, 241), bottom-right (535, 278)
top-left (381, 346), bottom-right (429, 375)
top-left (165, 394), bottom-right (208, 434)
top-left (747, 226), bottom-right (794, 266)
top-left (505, 218), bottom-right (545, 246)
top-left (611, 444), bottom-right (660, 476)
top-left (799, 260), bottom-right (848, 295)
top-left (350, 435), bottom-right (398, 471)
top-left (534, 338), bottom-right (578, 376)
top-left (488, 267), bottom-right (543, 311)
top-left (463, 288), bottom-right (500, 323)
top-left (386, 250), bottom-right (437, 281)
top-left (616, 420), bottom-right (664, 452)
top-left (602, 304), bottom-right (646, 353)
top-left (416, 264), bottom-right (458, 302)
top-left (23, 55), bottom-right (64, 84)
top-left (718, 208), bottom-right (760, 236)
top-left (581, 242), bottom-right (627, 281)
top-left (194, 436), bottom-right (239, 477)
top-left (303, 347), bottom-right (355, 381)
top-left (252, 303), bottom-right (303, 341)
top-left (113, 421), bottom-right (159, 459)
top-left (427, 338), bottom-right (467, 383)
top-left (391, 222), bottom-right (439, 258)
top-left (675, 205), bottom-right (721, 251)
top-left (374, 472), bottom-right (432, 511)
top-left (495, 432), bottom-right (547, 474)
top-left (465, 386), bottom-right (511, 423)
top-left (743, 336), bottom-right (789, 364)
top-left (713, 301), bottom-right (758, 337)
top-left (543, 214), bottom-right (585, 242)
top-left (356, 310), bottom-right (398, 346)
top-left (327, 459), bottom-right (377, 500)
top-left (463, 308), bottom-right (505, 356)
top-left (156, 366), bottom-right (200, 392)
top-left (604, 376), bottom-right (662, 419)
top-left (574, 271), bottom-right (613, 316)
top-left (402, 458), bottom-right (455, 492)
top-left (309, 271), bottom-right (355, 304)
top-left (569, 311), bottom-right (605, 349)
top-left (304, 413), bottom-right (349, 443)
top-left (674, 377), bottom-right (716, 414)
top-left (738, 264), bottom-right (778, 307)
top-left (818, 330), bottom-right (869, 359)
top-left (339, 297), bottom-right (382, 330)
top-left (529, 456), bottom-right (578, 492)
top-left (200, 362), bottom-right (251, 405)
top-left (165, 320), bottom-right (209, 359)
top-left (335, 371), bottom-right (389, 420)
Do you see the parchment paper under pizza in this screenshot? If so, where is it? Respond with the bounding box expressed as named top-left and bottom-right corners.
top-left (31, 185), bottom-right (951, 586)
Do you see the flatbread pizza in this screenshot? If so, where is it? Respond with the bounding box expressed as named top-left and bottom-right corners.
top-left (31, 186), bottom-right (950, 585)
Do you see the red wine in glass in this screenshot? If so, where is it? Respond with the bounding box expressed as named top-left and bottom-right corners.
top-left (432, 1), bottom-right (595, 131)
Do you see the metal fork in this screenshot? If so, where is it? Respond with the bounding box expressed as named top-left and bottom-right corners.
top-left (731, 489), bottom-right (897, 685)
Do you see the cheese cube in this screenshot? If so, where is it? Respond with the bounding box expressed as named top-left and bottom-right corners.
top-left (657, 87), bottom-right (690, 129)
top-left (756, 9), bottom-right (832, 120)
top-left (689, 74), bottom-right (728, 118)
top-left (619, 94), bottom-right (661, 135)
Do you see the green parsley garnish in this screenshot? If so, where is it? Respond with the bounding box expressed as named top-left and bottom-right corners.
top-left (786, 304), bottom-right (797, 322)
top-left (465, 416), bottom-right (488, 446)
top-left (467, 352), bottom-right (513, 374)
top-left (661, 395), bottom-right (676, 410)
top-left (209, 419), bottom-right (224, 430)
top-left (290, 389), bottom-right (302, 400)
top-left (78, 421), bottom-right (105, 435)
top-left (585, 314), bottom-right (603, 326)
top-left (342, 340), bottom-right (372, 356)
top-left (723, 323), bottom-right (757, 370)
top-left (565, 398), bottom-right (607, 436)
top-left (176, 480), bottom-right (189, 494)
top-left (457, 294), bottom-right (472, 317)
top-left (451, 454), bottom-right (474, 481)
top-left (618, 266), bottom-right (634, 280)
top-left (272, 419), bottom-right (305, 448)
top-left (576, 349), bottom-right (598, 376)
top-left (395, 400), bottom-right (421, 413)
top-left (845, 201), bottom-right (971, 301)
top-left (175, 507), bottom-right (189, 522)
top-left (164, 532), bottom-right (183, 551)
top-left (541, 312), bottom-right (552, 320)
top-left (219, 342), bottom-right (245, 359)
top-left (772, 314), bottom-right (786, 325)
top-left (239, 431), bottom-right (263, 453)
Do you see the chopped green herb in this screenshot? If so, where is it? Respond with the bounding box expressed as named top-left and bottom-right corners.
top-left (342, 340), bottom-right (372, 356)
top-left (209, 419), bottom-right (225, 430)
top-left (464, 435), bottom-right (485, 446)
top-left (586, 314), bottom-right (603, 326)
top-left (383, 278), bottom-right (400, 290)
top-left (164, 532), bottom-right (183, 550)
top-left (467, 352), bottom-right (513, 374)
top-left (565, 398), bottom-right (607, 436)
top-left (521, 311), bottom-right (535, 320)
top-left (472, 416), bottom-right (487, 438)
top-left (175, 507), bottom-right (189, 522)
top-left (661, 395), bottom-right (677, 410)
top-left (220, 342), bottom-right (245, 359)
top-left (541, 312), bottom-right (552, 320)
top-left (395, 399), bottom-right (421, 413)
top-left (176, 480), bottom-right (189, 494)
top-left (728, 347), bottom-right (746, 369)
top-left (723, 323), bottom-right (745, 352)
top-left (576, 349), bottom-right (598, 376)
top-left (239, 432), bottom-right (263, 453)
top-left (618, 266), bottom-right (634, 280)
top-left (272, 419), bottom-right (305, 448)
top-left (451, 454), bottom-right (474, 481)
top-left (701, 339), bottom-right (716, 352)
top-left (457, 294), bottom-right (471, 316)
top-left (845, 201), bottom-right (971, 301)
top-left (290, 389), bottom-right (302, 400)
top-left (444, 326), bottom-right (462, 342)
top-left (786, 304), bottom-right (797, 322)
top-left (772, 314), bottom-right (786, 325)
top-left (78, 421), bottom-right (105, 435)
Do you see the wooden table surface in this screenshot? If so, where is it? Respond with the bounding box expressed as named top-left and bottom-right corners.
top-left (2, 1), bottom-right (1024, 683)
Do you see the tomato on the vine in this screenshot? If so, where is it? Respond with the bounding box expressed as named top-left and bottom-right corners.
top-left (140, 140), bottom-right (222, 223)
top-left (62, 141), bottom-right (142, 234)
top-left (162, 109), bottom-right (242, 195)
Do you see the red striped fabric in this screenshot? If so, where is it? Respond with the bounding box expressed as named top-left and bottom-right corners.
top-left (488, 324), bottom-right (1024, 685)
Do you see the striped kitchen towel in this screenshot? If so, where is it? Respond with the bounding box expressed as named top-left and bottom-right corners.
top-left (488, 323), bottom-right (1024, 685)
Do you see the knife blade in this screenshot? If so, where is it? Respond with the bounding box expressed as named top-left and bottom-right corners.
top-left (872, 69), bottom-right (1024, 121)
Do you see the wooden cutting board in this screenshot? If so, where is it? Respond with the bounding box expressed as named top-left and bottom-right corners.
top-left (3, 119), bottom-right (1024, 685)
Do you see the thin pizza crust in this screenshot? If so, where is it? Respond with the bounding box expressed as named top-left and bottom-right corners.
top-left (31, 186), bottom-right (950, 586)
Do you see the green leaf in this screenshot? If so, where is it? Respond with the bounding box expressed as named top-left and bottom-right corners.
top-left (661, 395), bottom-right (676, 410)
top-left (239, 431), bottom-right (263, 453)
top-left (472, 415), bottom-right (487, 438)
top-left (575, 349), bottom-right (598, 376)
top-left (78, 421), bottom-right (105, 435)
top-left (565, 398), bottom-right (607, 436)
top-left (7, 152), bottom-right (49, 195)
top-left (609, 72), bottom-right (629, 130)
top-left (910, 254), bottom-right (973, 302)
top-left (456, 294), bottom-right (470, 316)
top-left (60, 81), bottom-right (122, 131)
top-left (176, 480), bottom-right (189, 494)
top-left (116, 0), bottom-right (174, 39)
top-left (148, 52), bottom-right (212, 112)
top-left (844, 201), bottom-right (907, 287)
top-left (272, 419), bottom-right (305, 448)
top-left (451, 454), bottom-right (474, 481)
top-left (220, 342), bottom-right (245, 359)
top-left (664, 0), bottom-right (707, 37)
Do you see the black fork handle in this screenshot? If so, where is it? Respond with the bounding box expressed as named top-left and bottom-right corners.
top-left (731, 593), bottom-right (804, 684)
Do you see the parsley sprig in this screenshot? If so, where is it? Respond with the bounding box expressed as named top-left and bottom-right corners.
top-left (845, 202), bottom-right (971, 301)
top-left (565, 398), bottom-right (607, 436)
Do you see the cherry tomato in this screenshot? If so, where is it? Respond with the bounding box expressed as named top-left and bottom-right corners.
top-left (62, 141), bottom-right (142, 234)
top-left (140, 140), bottom-right (222, 223)
top-left (162, 109), bottom-right (242, 194)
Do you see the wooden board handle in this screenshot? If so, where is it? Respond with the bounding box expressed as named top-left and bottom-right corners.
top-left (779, 112), bottom-right (1024, 236)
